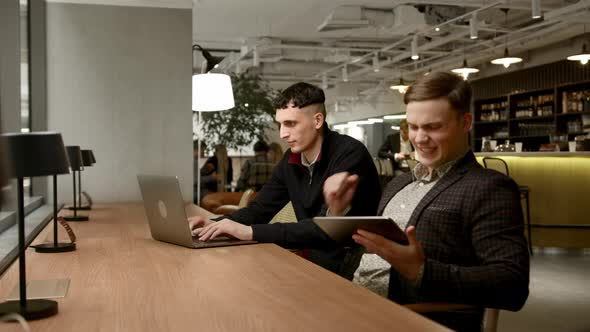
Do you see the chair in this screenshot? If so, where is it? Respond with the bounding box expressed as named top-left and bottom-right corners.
top-left (482, 157), bottom-right (533, 255)
top-left (381, 159), bottom-right (394, 177)
top-left (214, 189), bottom-right (256, 215)
top-left (406, 159), bottom-right (418, 171)
top-left (201, 189), bottom-right (257, 215)
top-left (404, 304), bottom-right (499, 332)
top-left (269, 202), bottom-right (297, 224)
top-left (373, 158), bottom-right (382, 175)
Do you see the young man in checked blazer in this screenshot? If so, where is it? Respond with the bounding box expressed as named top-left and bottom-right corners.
top-left (324, 72), bottom-right (530, 331)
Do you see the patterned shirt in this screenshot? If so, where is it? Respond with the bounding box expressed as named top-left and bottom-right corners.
top-left (354, 156), bottom-right (462, 295)
top-left (383, 158), bottom-right (459, 230)
top-left (236, 154), bottom-right (274, 191)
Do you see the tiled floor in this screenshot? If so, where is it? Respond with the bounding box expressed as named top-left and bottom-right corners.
top-left (499, 249), bottom-right (590, 332)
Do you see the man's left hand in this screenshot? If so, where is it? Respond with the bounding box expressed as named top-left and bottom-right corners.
top-left (352, 226), bottom-right (425, 283)
top-left (196, 218), bottom-right (253, 241)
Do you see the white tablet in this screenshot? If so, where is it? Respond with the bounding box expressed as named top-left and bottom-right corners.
top-left (313, 216), bottom-right (408, 245)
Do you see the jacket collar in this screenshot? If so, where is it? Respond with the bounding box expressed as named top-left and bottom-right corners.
top-left (377, 150), bottom-right (478, 218)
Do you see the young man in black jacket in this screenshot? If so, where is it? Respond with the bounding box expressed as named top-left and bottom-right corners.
top-left (190, 82), bottom-right (381, 274)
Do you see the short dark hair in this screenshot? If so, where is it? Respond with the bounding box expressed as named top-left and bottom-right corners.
top-left (399, 119), bottom-right (408, 131)
top-left (273, 82), bottom-right (326, 116)
top-left (193, 140), bottom-right (206, 151)
top-left (404, 72), bottom-right (472, 113)
top-left (253, 140), bottom-right (269, 152)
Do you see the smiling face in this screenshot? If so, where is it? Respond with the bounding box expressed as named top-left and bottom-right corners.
top-left (275, 104), bottom-right (324, 159)
top-left (406, 97), bottom-right (472, 172)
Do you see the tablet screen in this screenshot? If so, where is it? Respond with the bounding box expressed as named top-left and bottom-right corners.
top-left (313, 216), bottom-right (408, 245)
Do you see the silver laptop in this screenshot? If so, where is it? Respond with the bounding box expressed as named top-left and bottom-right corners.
top-left (137, 175), bottom-right (257, 249)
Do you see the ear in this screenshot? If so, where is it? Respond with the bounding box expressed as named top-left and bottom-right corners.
top-left (462, 112), bottom-right (473, 133)
top-left (313, 112), bottom-right (325, 130)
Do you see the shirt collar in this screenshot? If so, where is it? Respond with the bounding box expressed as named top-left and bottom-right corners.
top-left (301, 151), bottom-right (320, 167)
top-left (412, 150), bottom-right (467, 183)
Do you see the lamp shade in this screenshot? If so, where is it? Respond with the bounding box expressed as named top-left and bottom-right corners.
top-left (89, 150), bottom-right (96, 164)
top-left (81, 150), bottom-right (94, 167)
top-left (66, 146), bottom-right (83, 171)
top-left (192, 73), bottom-right (235, 112)
top-left (1, 132), bottom-right (70, 178)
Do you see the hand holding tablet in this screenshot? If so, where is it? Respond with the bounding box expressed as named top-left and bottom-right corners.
top-left (313, 216), bottom-right (408, 245)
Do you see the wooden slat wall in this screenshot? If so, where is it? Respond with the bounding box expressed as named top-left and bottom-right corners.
top-left (472, 60), bottom-right (590, 100)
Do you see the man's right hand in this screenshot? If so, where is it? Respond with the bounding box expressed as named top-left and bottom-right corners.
top-left (323, 172), bottom-right (359, 216)
top-left (188, 216), bottom-right (215, 235)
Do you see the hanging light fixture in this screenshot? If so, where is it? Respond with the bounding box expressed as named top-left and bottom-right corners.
top-left (469, 13), bottom-right (478, 40)
top-left (491, 9), bottom-right (522, 69)
top-left (390, 77), bottom-right (409, 93)
top-left (531, 0), bottom-right (542, 19)
top-left (451, 59), bottom-right (479, 80)
top-left (342, 65), bottom-right (349, 82)
top-left (411, 35), bottom-right (419, 60)
top-left (491, 47), bottom-right (523, 68)
top-left (567, 44), bottom-right (590, 65)
top-left (567, 25), bottom-right (590, 65)
top-left (372, 54), bottom-right (380, 72)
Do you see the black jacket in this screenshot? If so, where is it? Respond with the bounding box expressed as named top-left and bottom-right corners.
top-left (224, 126), bottom-right (381, 272)
top-left (378, 132), bottom-right (401, 161)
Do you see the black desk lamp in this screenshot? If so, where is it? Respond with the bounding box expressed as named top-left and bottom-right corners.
top-left (78, 149), bottom-right (95, 210)
top-left (82, 150), bottom-right (96, 208)
top-left (30, 136), bottom-right (76, 253)
top-left (63, 146), bottom-right (88, 222)
top-left (0, 132), bottom-right (66, 319)
top-left (89, 150), bottom-right (96, 164)
top-left (67, 149), bottom-right (95, 211)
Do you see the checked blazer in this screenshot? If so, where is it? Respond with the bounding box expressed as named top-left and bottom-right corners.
top-left (379, 151), bottom-right (530, 331)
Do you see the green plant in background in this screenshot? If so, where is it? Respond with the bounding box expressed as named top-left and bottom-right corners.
top-left (197, 73), bottom-right (276, 150)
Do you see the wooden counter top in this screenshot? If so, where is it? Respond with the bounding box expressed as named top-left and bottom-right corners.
top-left (475, 152), bottom-right (590, 157)
top-left (0, 204), bottom-right (447, 331)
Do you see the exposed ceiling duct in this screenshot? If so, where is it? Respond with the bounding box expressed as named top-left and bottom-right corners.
top-left (199, 0), bottom-right (590, 104)
top-left (317, 5), bottom-right (427, 37)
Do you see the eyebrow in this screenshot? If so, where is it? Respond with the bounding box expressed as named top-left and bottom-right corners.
top-left (408, 121), bottom-right (443, 128)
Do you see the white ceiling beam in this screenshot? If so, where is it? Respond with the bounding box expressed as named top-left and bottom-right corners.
top-left (390, 0), bottom-right (563, 11)
top-left (544, 0), bottom-right (590, 20)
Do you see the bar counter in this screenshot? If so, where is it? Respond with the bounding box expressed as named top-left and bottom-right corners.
top-left (475, 152), bottom-right (590, 248)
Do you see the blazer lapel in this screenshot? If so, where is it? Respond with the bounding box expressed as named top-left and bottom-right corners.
top-left (407, 152), bottom-right (478, 228)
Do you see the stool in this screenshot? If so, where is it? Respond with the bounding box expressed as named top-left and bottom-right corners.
top-left (482, 157), bottom-right (533, 256)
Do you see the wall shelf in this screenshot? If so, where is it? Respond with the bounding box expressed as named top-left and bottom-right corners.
top-left (473, 120), bottom-right (509, 125)
top-left (473, 80), bottom-right (590, 152)
top-left (556, 111), bottom-right (590, 117)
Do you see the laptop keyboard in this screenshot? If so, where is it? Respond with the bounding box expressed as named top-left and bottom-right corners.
top-left (192, 236), bottom-right (239, 243)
